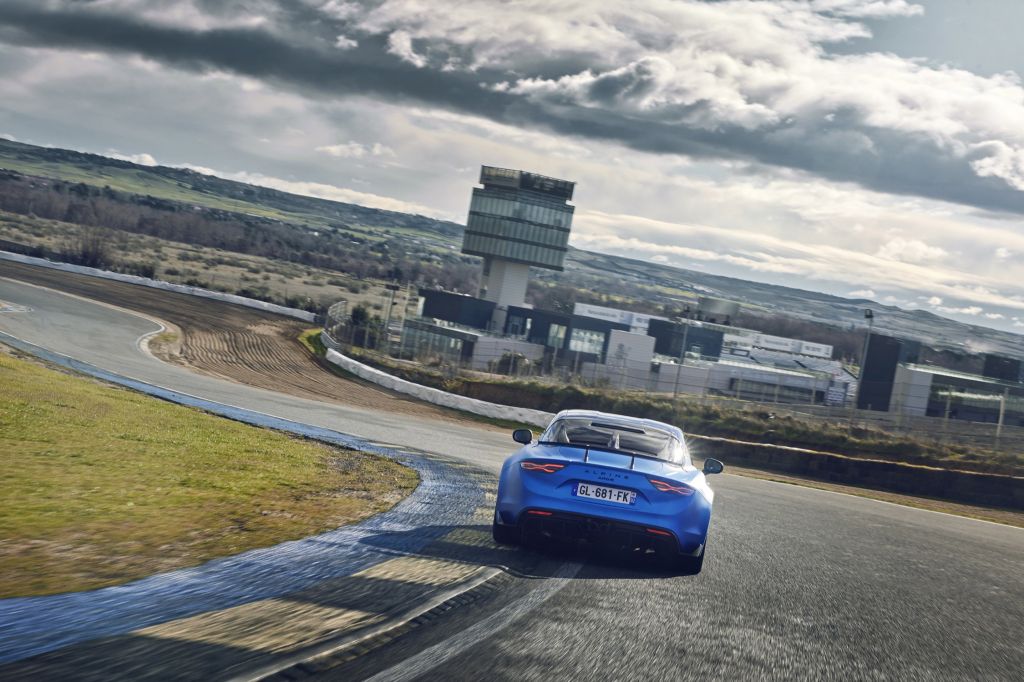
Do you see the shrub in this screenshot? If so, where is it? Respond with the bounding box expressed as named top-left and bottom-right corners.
top-left (59, 227), bottom-right (111, 269)
top-left (339, 349), bottom-right (1007, 474)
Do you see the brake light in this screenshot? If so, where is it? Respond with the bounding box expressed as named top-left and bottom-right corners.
top-left (646, 528), bottom-right (672, 537)
top-left (521, 461), bottom-right (565, 473)
top-left (527, 510), bottom-right (553, 516)
top-left (649, 479), bottom-right (695, 495)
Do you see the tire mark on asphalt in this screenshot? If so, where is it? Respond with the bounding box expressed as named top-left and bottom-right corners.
top-left (365, 561), bottom-right (583, 682)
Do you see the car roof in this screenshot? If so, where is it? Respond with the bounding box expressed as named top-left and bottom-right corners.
top-left (551, 409), bottom-right (684, 440)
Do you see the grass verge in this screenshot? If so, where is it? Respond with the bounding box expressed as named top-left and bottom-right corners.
top-left (339, 345), bottom-right (1021, 477)
top-left (0, 347), bottom-right (418, 598)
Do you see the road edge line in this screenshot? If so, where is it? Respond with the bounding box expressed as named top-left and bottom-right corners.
top-left (227, 566), bottom-right (503, 682)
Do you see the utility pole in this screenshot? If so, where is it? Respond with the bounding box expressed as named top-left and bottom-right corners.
top-left (672, 306), bottom-right (692, 400)
top-left (851, 308), bottom-right (874, 409)
top-left (942, 389), bottom-right (953, 442)
top-left (848, 308), bottom-right (874, 433)
top-left (995, 387), bottom-right (1008, 450)
top-left (382, 282), bottom-right (400, 355)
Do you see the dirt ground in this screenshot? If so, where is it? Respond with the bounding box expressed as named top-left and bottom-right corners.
top-left (0, 261), bottom-right (478, 426)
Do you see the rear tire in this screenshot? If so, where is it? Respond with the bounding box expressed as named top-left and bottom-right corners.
top-left (492, 520), bottom-right (521, 546)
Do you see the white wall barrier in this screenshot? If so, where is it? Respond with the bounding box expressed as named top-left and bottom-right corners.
top-left (324, 346), bottom-right (556, 429)
top-left (0, 251), bottom-right (317, 322)
top-left (321, 335), bottom-right (786, 456)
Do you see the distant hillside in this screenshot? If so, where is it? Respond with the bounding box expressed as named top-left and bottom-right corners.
top-left (569, 250), bottom-right (1024, 358)
top-left (0, 139), bottom-right (464, 238)
top-left (1, 138), bottom-right (1020, 359)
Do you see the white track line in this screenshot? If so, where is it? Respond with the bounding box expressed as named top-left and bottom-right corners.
top-left (232, 567), bottom-right (504, 682)
top-left (366, 561), bottom-right (583, 682)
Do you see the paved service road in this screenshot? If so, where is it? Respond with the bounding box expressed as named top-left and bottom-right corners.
top-left (0, 276), bottom-right (513, 466)
top-left (1, 276), bottom-right (1022, 680)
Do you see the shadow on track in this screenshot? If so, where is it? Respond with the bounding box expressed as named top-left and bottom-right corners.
top-left (356, 523), bottom-right (698, 580)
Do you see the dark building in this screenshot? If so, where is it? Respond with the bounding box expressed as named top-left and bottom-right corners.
top-left (857, 333), bottom-right (920, 411)
top-left (917, 368), bottom-right (1024, 424)
top-left (419, 289), bottom-right (495, 330)
top-left (400, 318), bottom-right (479, 364)
top-left (982, 354), bottom-right (1023, 383)
top-left (647, 319), bottom-right (725, 360)
top-left (505, 305), bottom-right (629, 361)
top-left (417, 290), bottom-right (629, 363)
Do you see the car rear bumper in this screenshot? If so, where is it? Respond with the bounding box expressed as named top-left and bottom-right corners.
top-left (517, 508), bottom-right (702, 555)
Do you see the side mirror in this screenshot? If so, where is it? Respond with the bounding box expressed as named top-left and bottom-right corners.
top-left (702, 458), bottom-right (724, 475)
top-left (512, 429), bottom-right (534, 445)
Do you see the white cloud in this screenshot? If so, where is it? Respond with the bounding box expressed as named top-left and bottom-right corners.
top-left (386, 30), bottom-right (427, 68)
top-left (936, 305), bottom-right (983, 316)
top-left (0, 132), bottom-right (15, 141)
top-left (811, 0), bottom-right (924, 18)
top-left (316, 142), bottom-right (363, 158)
top-left (334, 35), bottom-right (358, 50)
top-left (970, 140), bottom-right (1024, 192)
top-left (178, 164), bottom-right (453, 219)
top-left (4, 7), bottom-right (1024, 333)
top-left (106, 150), bottom-right (158, 166)
top-left (875, 238), bottom-right (947, 264)
top-left (847, 289), bottom-right (876, 298)
top-left (319, 1), bottom-right (360, 21)
top-left (315, 141), bottom-right (395, 159)
top-left (359, 0), bottom-right (1024, 197)
top-left (572, 209), bottom-right (1024, 314)
top-left (985, 313), bottom-right (1005, 320)
top-left (92, 0), bottom-right (270, 31)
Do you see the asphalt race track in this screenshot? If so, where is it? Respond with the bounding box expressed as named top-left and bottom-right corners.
top-left (1, 276), bottom-right (1023, 680)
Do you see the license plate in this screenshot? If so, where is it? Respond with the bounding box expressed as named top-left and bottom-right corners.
top-left (574, 482), bottom-right (636, 505)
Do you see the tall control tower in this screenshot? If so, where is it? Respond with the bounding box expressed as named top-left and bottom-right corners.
top-left (462, 165), bottom-right (575, 331)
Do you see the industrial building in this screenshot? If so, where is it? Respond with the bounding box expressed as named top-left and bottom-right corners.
top-left (463, 165), bottom-right (575, 332)
top-left (866, 334), bottom-right (1023, 426)
top-left (399, 164), bottom-right (905, 407)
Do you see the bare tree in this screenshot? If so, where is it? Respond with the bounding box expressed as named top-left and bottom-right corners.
top-left (61, 226), bottom-right (112, 269)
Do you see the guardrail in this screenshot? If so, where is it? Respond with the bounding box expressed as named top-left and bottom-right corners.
top-left (322, 334), bottom-right (554, 428)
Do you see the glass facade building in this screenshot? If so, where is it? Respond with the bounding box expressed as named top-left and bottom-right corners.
top-left (462, 166), bottom-right (575, 272)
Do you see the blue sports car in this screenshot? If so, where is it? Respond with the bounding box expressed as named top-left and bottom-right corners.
top-left (492, 410), bottom-right (723, 573)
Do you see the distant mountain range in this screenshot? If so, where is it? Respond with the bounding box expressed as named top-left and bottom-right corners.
top-left (569, 249), bottom-right (1023, 358)
top-left (1, 138), bottom-right (1020, 358)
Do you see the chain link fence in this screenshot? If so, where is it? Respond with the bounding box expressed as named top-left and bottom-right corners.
top-left (322, 305), bottom-right (1023, 458)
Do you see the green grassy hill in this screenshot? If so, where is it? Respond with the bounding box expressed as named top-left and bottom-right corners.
top-left (0, 138), bottom-right (464, 240)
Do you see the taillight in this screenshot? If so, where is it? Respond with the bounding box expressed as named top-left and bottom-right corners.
top-left (521, 461), bottom-right (565, 473)
top-left (646, 528), bottom-right (673, 537)
top-left (649, 478), bottom-right (694, 495)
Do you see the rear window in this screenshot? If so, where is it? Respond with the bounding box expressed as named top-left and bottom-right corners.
top-left (539, 418), bottom-right (679, 461)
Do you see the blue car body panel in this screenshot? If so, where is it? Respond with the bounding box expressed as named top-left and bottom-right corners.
top-left (494, 411), bottom-right (716, 556)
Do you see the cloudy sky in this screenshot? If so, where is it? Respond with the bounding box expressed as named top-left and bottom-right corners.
top-left (1, 0), bottom-right (1022, 332)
